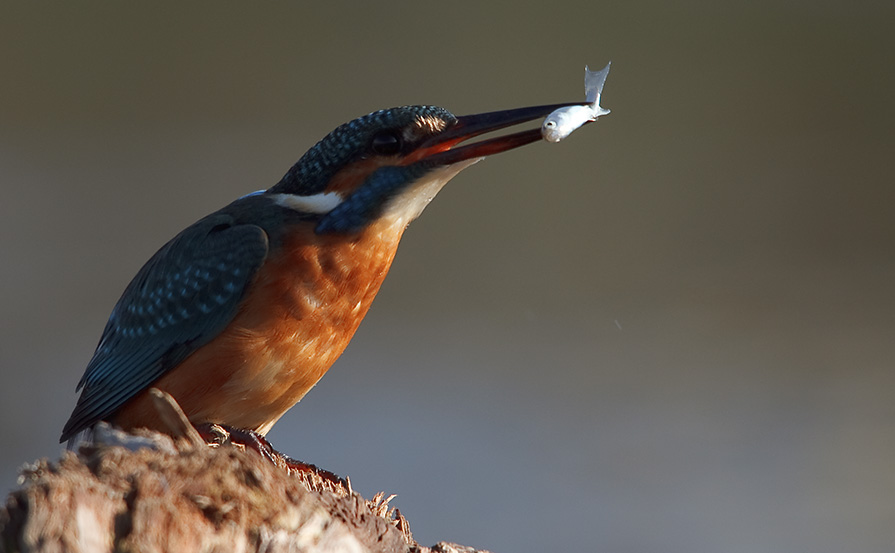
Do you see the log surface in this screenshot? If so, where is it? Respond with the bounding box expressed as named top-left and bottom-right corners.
top-left (1, 434), bottom-right (489, 553)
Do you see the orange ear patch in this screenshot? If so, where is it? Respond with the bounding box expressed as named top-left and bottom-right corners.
top-left (325, 157), bottom-right (397, 195)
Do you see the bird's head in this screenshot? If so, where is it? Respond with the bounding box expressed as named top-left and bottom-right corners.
top-left (268, 102), bottom-right (577, 234)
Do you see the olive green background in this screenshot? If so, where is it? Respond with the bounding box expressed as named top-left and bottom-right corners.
top-left (2, 3), bottom-right (893, 552)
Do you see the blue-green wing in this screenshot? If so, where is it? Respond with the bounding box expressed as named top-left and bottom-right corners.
top-left (60, 213), bottom-right (269, 442)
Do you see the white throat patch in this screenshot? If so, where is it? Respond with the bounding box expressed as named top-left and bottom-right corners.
top-left (381, 157), bottom-right (483, 227)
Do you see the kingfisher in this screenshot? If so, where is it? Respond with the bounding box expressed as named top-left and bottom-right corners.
top-left (60, 101), bottom-right (589, 449)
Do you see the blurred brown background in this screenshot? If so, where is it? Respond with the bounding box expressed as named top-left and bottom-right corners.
top-left (2, 2), bottom-right (893, 552)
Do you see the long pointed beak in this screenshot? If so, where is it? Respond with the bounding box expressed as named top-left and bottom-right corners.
top-left (407, 102), bottom-right (583, 166)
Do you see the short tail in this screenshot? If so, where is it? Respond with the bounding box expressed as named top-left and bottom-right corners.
top-left (62, 427), bottom-right (95, 451)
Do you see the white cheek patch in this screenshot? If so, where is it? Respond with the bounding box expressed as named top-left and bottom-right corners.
top-left (271, 191), bottom-right (344, 214)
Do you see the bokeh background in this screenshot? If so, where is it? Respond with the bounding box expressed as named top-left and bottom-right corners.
top-left (2, 2), bottom-right (893, 552)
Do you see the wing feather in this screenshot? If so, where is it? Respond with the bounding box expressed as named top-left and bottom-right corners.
top-left (60, 213), bottom-right (269, 442)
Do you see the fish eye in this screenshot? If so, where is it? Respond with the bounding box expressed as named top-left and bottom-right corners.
top-left (370, 131), bottom-right (403, 155)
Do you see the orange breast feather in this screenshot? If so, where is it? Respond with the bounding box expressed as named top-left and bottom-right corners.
top-left (112, 219), bottom-right (406, 435)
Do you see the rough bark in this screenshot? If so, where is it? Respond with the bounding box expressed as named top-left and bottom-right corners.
top-left (0, 394), bottom-right (491, 553)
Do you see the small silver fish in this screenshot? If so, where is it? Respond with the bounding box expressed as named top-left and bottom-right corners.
top-left (542, 62), bottom-right (611, 143)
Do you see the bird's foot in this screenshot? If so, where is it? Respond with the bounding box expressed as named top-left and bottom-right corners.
top-left (194, 423), bottom-right (347, 492)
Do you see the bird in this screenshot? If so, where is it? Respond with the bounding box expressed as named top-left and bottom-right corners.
top-left (60, 101), bottom-right (582, 448)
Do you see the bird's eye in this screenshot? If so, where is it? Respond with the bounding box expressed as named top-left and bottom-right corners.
top-left (370, 131), bottom-right (403, 155)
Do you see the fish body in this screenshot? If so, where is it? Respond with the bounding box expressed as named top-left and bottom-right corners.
top-left (542, 62), bottom-right (611, 143)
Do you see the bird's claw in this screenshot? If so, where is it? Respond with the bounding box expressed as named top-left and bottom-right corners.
top-left (194, 423), bottom-right (347, 490)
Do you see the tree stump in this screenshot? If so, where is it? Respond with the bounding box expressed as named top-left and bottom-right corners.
top-left (0, 395), bottom-right (491, 553)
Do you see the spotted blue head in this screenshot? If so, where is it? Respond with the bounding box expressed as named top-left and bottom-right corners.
top-left (268, 102), bottom-right (583, 234)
